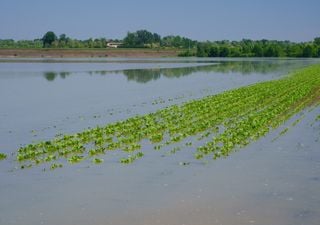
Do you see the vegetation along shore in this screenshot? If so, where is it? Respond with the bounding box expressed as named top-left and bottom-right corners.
top-left (1, 30), bottom-right (319, 58)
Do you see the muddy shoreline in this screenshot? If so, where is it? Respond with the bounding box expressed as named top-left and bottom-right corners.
top-left (0, 48), bottom-right (182, 58)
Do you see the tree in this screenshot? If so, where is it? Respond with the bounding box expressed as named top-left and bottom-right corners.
top-left (229, 47), bottom-right (241, 57)
top-left (252, 44), bottom-right (264, 57)
top-left (264, 45), bottom-right (276, 57)
top-left (123, 32), bottom-right (137, 47)
top-left (302, 45), bottom-right (314, 57)
top-left (208, 46), bottom-right (219, 57)
top-left (219, 46), bottom-right (230, 57)
top-left (58, 34), bottom-right (68, 48)
top-left (59, 34), bottom-right (67, 42)
top-left (314, 37), bottom-right (320, 46)
top-left (153, 33), bottom-right (161, 43)
top-left (240, 39), bottom-right (254, 56)
top-left (42, 31), bottom-right (57, 48)
top-left (123, 30), bottom-right (161, 48)
top-left (287, 44), bottom-right (303, 57)
top-left (196, 43), bottom-right (211, 57)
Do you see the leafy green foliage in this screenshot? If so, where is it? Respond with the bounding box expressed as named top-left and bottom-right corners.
top-left (161, 35), bottom-right (197, 49)
top-left (68, 155), bottom-right (84, 164)
top-left (120, 152), bottom-right (144, 164)
top-left (122, 30), bottom-right (161, 48)
top-left (15, 64), bottom-right (320, 169)
top-left (0, 39), bottom-right (42, 48)
top-left (0, 153), bottom-right (7, 161)
top-left (178, 50), bottom-right (195, 57)
top-left (122, 30), bottom-right (197, 49)
top-left (50, 163), bottom-right (63, 170)
top-left (0, 33), bottom-right (107, 49)
top-left (92, 158), bottom-right (104, 164)
top-left (42, 31), bottom-right (58, 48)
top-left (196, 39), bottom-right (320, 58)
top-left (1, 30), bottom-right (319, 58)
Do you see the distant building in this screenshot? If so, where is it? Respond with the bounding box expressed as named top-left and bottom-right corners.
top-left (106, 42), bottom-right (123, 48)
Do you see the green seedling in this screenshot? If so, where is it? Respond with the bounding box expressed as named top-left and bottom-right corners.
top-left (14, 64), bottom-right (320, 168)
top-left (0, 153), bottom-right (7, 161)
top-left (92, 158), bottom-right (104, 164)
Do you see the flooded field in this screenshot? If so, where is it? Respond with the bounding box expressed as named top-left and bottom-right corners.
top-left (0, 58), bottom-right (320, 225)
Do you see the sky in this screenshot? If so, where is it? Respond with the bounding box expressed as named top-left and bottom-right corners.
top-left (0, 0), bottom-right (319, 42)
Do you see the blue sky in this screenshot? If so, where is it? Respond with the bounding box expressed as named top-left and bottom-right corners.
top-left (1, 0), bottom-right (319, 41)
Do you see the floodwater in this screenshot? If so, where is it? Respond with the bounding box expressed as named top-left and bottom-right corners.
top-left (0, 58), bottom-right (320, 225)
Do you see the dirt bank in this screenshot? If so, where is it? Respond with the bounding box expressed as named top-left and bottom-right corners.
top-left (0, 48), bottom-right (182, 58)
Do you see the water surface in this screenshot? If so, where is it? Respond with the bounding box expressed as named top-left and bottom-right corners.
top-left (0, 58), bottom-right (319, 225)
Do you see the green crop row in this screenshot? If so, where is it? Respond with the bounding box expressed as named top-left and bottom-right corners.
top-left (15, 64), bottom-right (320, 169)
top-left (0, 153), bottom-right (7, 161)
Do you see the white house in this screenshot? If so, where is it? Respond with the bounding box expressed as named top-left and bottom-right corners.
top-left (106, 42), bottom-right (123, 48)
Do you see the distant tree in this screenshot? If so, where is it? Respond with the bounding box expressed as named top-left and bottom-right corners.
top-left (57, 34), bottom-right (67, 48)
top-left (123, 32), bottom-right (137, 47)
top-left (153, 33), bottom-right (161, 43)
top-left (1, 30), bottom-right (319, 58)
top-left (252, 44), bottom-right (264, 57)
top-left (196, 44), bottom-right (206, 57)
top-left (287, 44), bottom-right (303, 57)
top-left (196, 43), bottom-right (211, 57)
top-left (229, 47), bottom-right (241, 57)
top-left (123, 30), bottom-right (160, 47)
top-left (208, 46), bottom-right (219, 57)
top-left (314, 37), bottom-right (320, 46)
top-left (219, 46), bottom-right (230, 57)
top-left (59, 34), bottom-right (67, 42)
top-left (302, 45), bottom-right (314, 57)
top-left (264, 45), bottom-right (276, 57)
top-left (240, 39), bottom-right (254, 56)
top-left (42, 31), bottom-right (57, 48)
top-left (136, 30), bottom-right (154, 45)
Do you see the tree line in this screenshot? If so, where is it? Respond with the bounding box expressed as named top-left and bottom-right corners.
top-left (195, 38), bottom-right (320, 58)
top-left (0, 30), bottom-right (319, 57)
top-left (0, 32), bottom-right (111, 49)
top-left (0, 30), bottom-right (196, 50)
top-left (122, 30), bottom-right (197, 49)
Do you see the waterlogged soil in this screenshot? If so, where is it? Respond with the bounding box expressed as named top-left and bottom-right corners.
top-left (0, 48), bottom-right (182, 58)
top-left (0, 58), bottom-right (320, 225)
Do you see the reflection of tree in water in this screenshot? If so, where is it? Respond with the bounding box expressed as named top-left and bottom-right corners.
top-left (44, 72), bottom-right (57, 81)
top-left (212, 60), bottom-right (302, 74)
top-left (122, 67), bottom-right (204, 83)
top-left (119, 60), bottom-right (309, 83)
top-left (44, 72), bottom-right (71, 81)
top-left (123, 69), bottom-right (161, 83)
top-left (59, 72), bottom-right (70, 79)
top-left (43, 60), bottom-right (312, 82)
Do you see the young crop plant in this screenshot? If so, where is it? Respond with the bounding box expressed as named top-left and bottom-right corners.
top-left (0, 153), bottom-right (7, 161)
top-left (14, 64), bottom-right (320, 170)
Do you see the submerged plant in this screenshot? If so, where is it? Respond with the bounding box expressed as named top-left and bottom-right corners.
top-left (120, 152), bottom-right (144, 164)
top-left (0, 153), bottom-right (7, 161)
top-left (68, 155), bottom-right (84, 164)
top-left (50, 163), bottom-right (63, 170)
top-left (92, 158), bottom-right (104, 164)
top-left (14, 64), bottom-right (320, 169)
